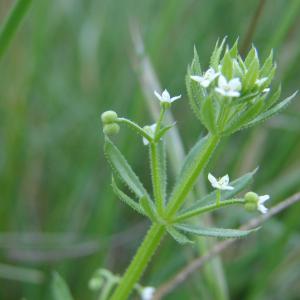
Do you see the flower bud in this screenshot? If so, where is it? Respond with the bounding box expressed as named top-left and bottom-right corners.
top-left (101, 110), bottom-right (118, 124)
top-left (103, 123), bottom-right (120, 136)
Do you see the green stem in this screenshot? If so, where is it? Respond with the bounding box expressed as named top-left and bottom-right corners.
top-left (173, 199), bottom-right (245, 222)
top-left (117, 118), bottom-right (153, 141)
top-left (216, 190), bottom-right (221, 206)
top-left (0, 0), bottom-right (33, 61)
top-left (109, 224), bottom-right (165, 300)
top-left (166, 134), bottom-right (220, 217)
top-left (150, 143), bottom-right (164, 214)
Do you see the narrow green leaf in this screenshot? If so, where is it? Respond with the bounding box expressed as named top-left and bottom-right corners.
top-left (177, 135), bottom-right (209, 180)
top-left (186, 48), bottom-right (206, 120)
top-left (51, 272), bottom-right (74, 300)
top-left (104, 137), bottom-right (149, 199)
top-left (229, 39), bottom-right (239, 58)
top-left (264, 85), bottom-right (281, 110)
top-left (180, 168), bottom-right (257, 214)
top-left (155, 123), bottom-right (176, 141)
top-left (210, 37), bottom-right (227, 70)
top-left (222, 51), bottom-right (233, 79)
top-left (200, 96), bottom-right (218, 134)
top-left (260, 50), bottom-right (273, 78)
top-left (243, 91), bottom-right (298, 129)
top-left (225, 97), bottom-right (265, 134)
top-left (244, 46), bottom-right (258, 68)
top-left (139, 196), bottom-right (158, 222)
top-left (243, 58), bottom-right (260, 92)
top-left (111, 176), bottom-right (145, 215)
top-left (167, 226), bottom-right (194, 244)
top-left (175, 224), bottom-right (259, 239)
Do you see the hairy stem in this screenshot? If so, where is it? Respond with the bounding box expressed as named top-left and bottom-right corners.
top-left (109, 224), bottom-right (165, 300)
top-left (150, 143), bottom-right (165, 214)
top-left (174, 199), bottom-right (245, 222)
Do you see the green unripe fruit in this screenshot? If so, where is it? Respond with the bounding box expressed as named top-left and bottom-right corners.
top-left (103, 123), bottom-right (120, 136)
top-left (244, 202), bottom-right (257, 212)
top-left (89, 277), bottom-right (103, 290)
top-left (101, 110), bottom-right (118, 124)
top-left (244, 192), bottom-right (259, 203)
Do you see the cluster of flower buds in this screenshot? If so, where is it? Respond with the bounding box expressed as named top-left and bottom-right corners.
top-left (101, 110), bottom-right (120, 136)
top-left (186, 38), bottom-right (296, 136)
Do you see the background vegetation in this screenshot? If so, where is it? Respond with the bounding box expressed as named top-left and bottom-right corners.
top-left (0, 0), bottom-right (299, 299)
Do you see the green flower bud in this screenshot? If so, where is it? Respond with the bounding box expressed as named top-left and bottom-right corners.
top-left (103, 123), bottom-right (120, 136)
top-left (244, 202), bottom-right (257, 212)
top-left (101, 110), bottom-right (118, 124)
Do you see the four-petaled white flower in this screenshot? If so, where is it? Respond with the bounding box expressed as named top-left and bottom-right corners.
top-left (141, 286), bottom-right (155, 300)
top-left (154, 89), bottom-right (181, 104)
top-left (143, 124), bottom-right (157, 146)
top-left (208, 173), bottom-right (234, 190)
top-left (215, 75), bottom-right (242, 97)
top-left (191, 68), bottom-right (219, 88)
top-left (255, 77), bottom-right (268, 87)
top-left (257, 194), bottom-right (270, 214)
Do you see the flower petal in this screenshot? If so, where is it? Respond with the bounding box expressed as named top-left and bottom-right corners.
top-left (219, 174), bottom-right (229, 185)
top-left (162, 89), bottom-right (171, 101)
top-left (259, 194), bottom-right (270, 204)
top-left (154, 90), bottom-right (162, 102)
top-left (229, 78), bottom-right (242, 91)
top-left (170, 95), bottom-right (182, 102)
top-left (258, 204), bottom-right (268, 214)
top-left (218, 75), bottom-right (227, 88)
top-left (190, 75), bottom-right (203, 83)
top-left (208, 173), bottom-right (218, 186)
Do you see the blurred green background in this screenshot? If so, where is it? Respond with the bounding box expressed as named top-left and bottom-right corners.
top-left (0, 0), bottom-right (300, 299)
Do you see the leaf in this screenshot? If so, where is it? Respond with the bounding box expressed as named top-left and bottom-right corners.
top-left (180, 168), bottom-right (258, 216)
top-left (244, 46), bottom-right (258, 69)
top-left (51, 272), bottom-right (74, 300)
top-left (243, 57), bottom-right (259, 92)
top-left (229, 38), bottom-right (239, 58)
top-left (242, 91), bottom-right (298, 129)
top-left (155, 123), bottom-right (176, 141)
top-left (139, 195), bottom-right (158, 221)
top-left (186, 48), bottom-right (205, 120)
top-left (260, 50), bottom-right (273, 78)
top-left (177, 135), bottom-right (209, 180)
top-left (264, 85), bottom-right (281, 111)
top-left (221, 51), bottom-right (233, 79)
top-left (111, 176), bottom-right (145, 215)
top-left (210, 37), bottom-right (227, 70)
top-left (175, 224), bottom-right (259, 239)
top-left (200, 95), bottom-right (219, 134)
top-left (104, 137), bottom-right (149, 199)
top-left (167, 226), bottom-right (193, 244)
top-left (225, 97), bottom-right (265, 135)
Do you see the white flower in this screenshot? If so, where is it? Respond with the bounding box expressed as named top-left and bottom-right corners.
top-left (191, 68), bottom-right (219, 88)
top-left (257, 194), bottom-right (270, 214)
top-left (141, 287), bottom-right (155, 300)
top-left (215, 75), bottom-right (242, 97)
top-left (263, 88), bottom-right (270, 93)
top-left (154, 89), bottom-right (181, 103)
top-left (143, 124), bottom-right (157, 146)
top-left (255, 77), bottom-right (268, 87)
top-left (208, 173), bottom-right (234, 190)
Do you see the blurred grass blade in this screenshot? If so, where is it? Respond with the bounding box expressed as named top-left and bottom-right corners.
top-left (0, 0), bottom-right (33, 61)
top-left (0, 263), bottom-right (44, 284)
